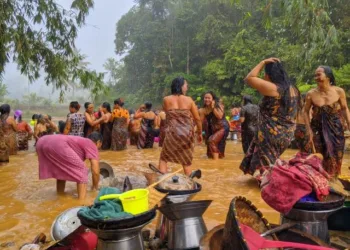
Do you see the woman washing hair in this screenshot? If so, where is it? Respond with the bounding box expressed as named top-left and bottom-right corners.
top-left (240, 58), bottom-right (301, 179)
top-left (199, 91), bottom-right (229, 159)
top-left (83, 102), bottom-right (102, 137)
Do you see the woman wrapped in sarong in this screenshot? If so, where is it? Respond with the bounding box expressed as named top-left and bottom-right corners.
top-left (239, 96), bottom-right (259, 154)
top-left (0, 104), bottom-right (18, 155)
top-left (0, 120), bottom-right (9, 164)
top-left (304, 66), bottom-right (350, 178)
top-left (240, 58), bottom-right (301, 178)
top-left (199, 92), bottom-right (229, 159)
top-left (135, 102), bottom-right (157, 149)
top-left (158, 111), bottom-right (166, 147)
top-left (83, 102), bottom-right (101, 137)
top-left (111, 98), bottom-right (130, 151)
top-left (157, 77), bottom-right (202, 176)
top-left (99, 102), bottom-right (113, 150)
top-left (14, 110), bottom-right (33, 151)
top-left (129, 112), bottom-right (141, 146)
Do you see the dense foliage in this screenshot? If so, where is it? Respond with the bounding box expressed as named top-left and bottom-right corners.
top-left (0, 0), bottom-right (106, 101)
top-left (103, 0), bottom-right (350, 108)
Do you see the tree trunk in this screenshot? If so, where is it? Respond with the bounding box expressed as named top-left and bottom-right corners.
top-left (186, 36), bottom-right (190, 74)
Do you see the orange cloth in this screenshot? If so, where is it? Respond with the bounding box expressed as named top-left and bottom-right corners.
top-left (112, 108), bottom-right (129, 119)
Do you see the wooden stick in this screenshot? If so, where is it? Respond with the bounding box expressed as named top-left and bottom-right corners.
top-left (147, 168), bottom-right (183, 189)
top-left (311, 140), bottom-right (316, 154)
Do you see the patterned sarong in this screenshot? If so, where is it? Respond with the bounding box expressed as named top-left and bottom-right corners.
top-left (17, 131), bottom-right (29, 151)
top-left (311, 103), bottom-right (345, 178)
top-left (160, 110), bottom-right (194, 166)
top-left (294, 124), bottom-right (312, 154)
top-left (137, 118), bottom-right (155, 149)
top-left (111, 117), bottom-right (128, 151)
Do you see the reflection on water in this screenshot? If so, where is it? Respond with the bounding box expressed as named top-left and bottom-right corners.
top-left (0, 141), bottom-right (349, 247)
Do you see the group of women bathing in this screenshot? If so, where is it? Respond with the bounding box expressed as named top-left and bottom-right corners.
top-left (3, 57), bottom-right (346, 199)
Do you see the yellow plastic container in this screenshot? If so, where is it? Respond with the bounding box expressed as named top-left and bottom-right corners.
top-left (100, 189), bottom-right (149, 215)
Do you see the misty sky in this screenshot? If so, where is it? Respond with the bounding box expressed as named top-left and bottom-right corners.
top-left (4, 0), bottom-right (135, 100)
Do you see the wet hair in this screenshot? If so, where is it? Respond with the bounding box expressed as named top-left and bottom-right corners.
top-left (58, 120), bottom-right (66, 134)
top-left (129, 109), bottom-right (135, 115)
top-left (37, 114), bottom-right (45, 124)
top-left (88, 132), bottom-right (103, 143)
top-left (32, 114), bottom-right (39, 120)
top-left (70, 101), bottom-right (80, 111)
top-left (319, 66), bottom-right (336, 86)
top-left (84, 102), bottom-right (92, 109)
top-left (203, 91), bottom-right (221, 110)
top-left (48, 115), bottom-right (52, 121)
top-left (145, 102), bottom-right (152, 111)
top-left (0, 104), bottom-right (10, 121)
top-left (114, 98), bottom-right (125, 107)
top-left (102, 102), bottom-right (111, 113)
top-left (171, 77), bottom-right (186, 95)
top-left (265, 61), bottom-right (301, 110)
top-left (243, 95), bottom-right (253, 105)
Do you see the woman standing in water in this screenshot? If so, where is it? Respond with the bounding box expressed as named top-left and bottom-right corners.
top-left (0, 104), bottom-right (17, 155)
top-left (129, 109), bottom-right (141, 146)
top-left (83, 102), bottom-right (101, 137)
top-left (34, 115), bottom-right (58, 143)
top-left (99, 102), bottom-right (113, 150)
top-left (111, 98), bottom-right (130, 151)
top-left (14, 110), bottom-right (33, 151)
top-left (157, 77), bottom-right (202, 176)
top-left (240, 58), bottom-right (300, 178)
top-left (304, 66), bottom-right (350, 178)
top-left (64, 101), bottom-right (85, 137)
top-left (135, 102), bottom-right (157, 149)
top-left (199, 91), bottom-right (229, 159)
top-left (240, 95), bottom-right (259, 154)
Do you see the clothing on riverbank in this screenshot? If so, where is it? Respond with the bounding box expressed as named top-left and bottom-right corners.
top-left (37, 135), bottom-right (99, 183)
top-left (240, 89), bottom-right (298, 176)
top-left (240, 103), bottom-right (259, 154)
top-left (311, 103), bottom-right (345, 178)
top-left (160, 110), bottom-right (194, 166)
top-left (137, 118), bottom-right (155, 149)
top-left (261, 153), bottom-right (329, 214)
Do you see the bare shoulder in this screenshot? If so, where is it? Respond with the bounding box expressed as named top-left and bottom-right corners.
top-left (334, 86), bottom-right (345, 94)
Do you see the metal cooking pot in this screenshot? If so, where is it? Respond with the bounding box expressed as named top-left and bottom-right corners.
top-left (51, 206), bottom-right (84, 241)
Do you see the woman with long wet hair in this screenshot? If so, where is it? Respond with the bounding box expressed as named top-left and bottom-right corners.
top-left (0, 104), bottom-right (17, 155)
top-left (111, 98), bottom-right (130, 151)
top-left (156, 77), bottom-right (202, 176)
top-left (304, 66), bottom-right (350, 178)
top-left (99, 102), bottom-right (113, 150)
top-left (240, 58), bottom-right (301, 178)
top-left (199, 91), bottom-right (229, 159)
top-left (135, 102), bottom-right (156, 149)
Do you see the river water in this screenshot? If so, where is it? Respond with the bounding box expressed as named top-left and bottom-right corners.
top-left (0, 140), bottom-right (349, 247)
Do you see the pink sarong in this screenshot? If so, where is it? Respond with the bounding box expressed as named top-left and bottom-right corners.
top-left (36, 135), bottom-right (99, 183)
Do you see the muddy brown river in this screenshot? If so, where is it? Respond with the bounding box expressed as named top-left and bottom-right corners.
top-left (0, 140), bottom-right (349, 248)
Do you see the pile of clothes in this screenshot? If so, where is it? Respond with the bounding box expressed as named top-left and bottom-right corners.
top-left (261, 152), bottom-right (330, 214)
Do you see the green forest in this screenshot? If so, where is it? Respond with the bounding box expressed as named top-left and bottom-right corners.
top-left (99, 0), bottom-right (350, 108)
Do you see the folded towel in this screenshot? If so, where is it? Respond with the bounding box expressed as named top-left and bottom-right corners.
top-left (78, 187), bottom-right (133, 221)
